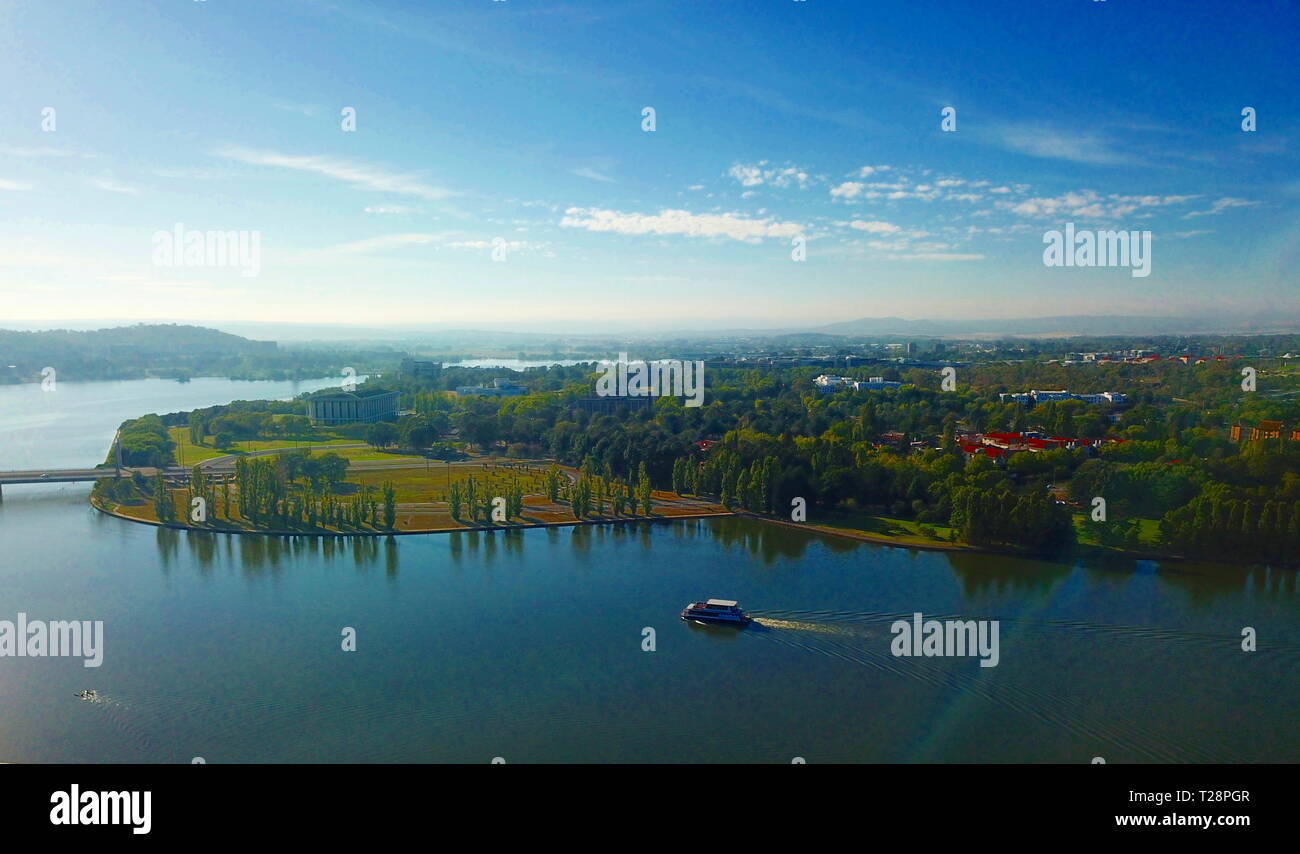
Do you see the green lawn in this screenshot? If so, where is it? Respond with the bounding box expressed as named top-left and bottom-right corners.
top-left (811, 508), bottom-right (960, 546)
top-left (169, 427), bottom-right (357, 465)
top-left (1072, 514), bottom-right (1161, 547)
top-left (327, 447), bottom-right (427, 463)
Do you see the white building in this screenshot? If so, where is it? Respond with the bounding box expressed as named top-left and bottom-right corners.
top-left (815, 375), bottom-right (900, 393)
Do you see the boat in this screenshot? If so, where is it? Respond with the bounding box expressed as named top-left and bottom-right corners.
top-left (680, 598), bottom-right (751, 626)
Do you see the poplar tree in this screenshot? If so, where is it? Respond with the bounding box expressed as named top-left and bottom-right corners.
top-left (382, 482), bottom-right (397, 530)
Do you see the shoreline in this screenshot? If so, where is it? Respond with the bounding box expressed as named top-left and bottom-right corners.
top-left (736, 512), bottom-right (979, 553)
top-left (91, 495), bottom-right (1232, 567)
top-left (737, 512), bottom-right (1206, 565)
top-left (90, 494), bottom-right (734, 537)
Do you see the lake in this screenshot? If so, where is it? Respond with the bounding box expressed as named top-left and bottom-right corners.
top-left (0, 378), bottom-right (1295, 763)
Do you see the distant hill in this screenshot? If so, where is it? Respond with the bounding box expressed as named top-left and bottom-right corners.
top-left (811, 313), bottom-right (1300, 338)
top-left (0, 323), bottom-right (383, 384)
top-left (0, 323), bottom-right (275, 358)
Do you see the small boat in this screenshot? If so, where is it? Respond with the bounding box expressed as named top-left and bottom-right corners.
top-left (76, 689), bottom-right (98, 701)
top-left (680, 598), bottom-right (751, 626)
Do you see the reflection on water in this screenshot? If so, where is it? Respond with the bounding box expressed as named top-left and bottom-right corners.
top-left (2, 459), bottom-right (1297, 761)
top-left (156, 527), bottom-right (410, 578)
top-left (141, 513), bottom-right (1297, 608)
top-left (945, 551), bottom-right (1072, 597)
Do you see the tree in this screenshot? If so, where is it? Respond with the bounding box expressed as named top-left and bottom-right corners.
top-left (464, 476), bottom-right (479, 523)
top-left (398, 416), bottom-right (435, 450)
top-left (449, 480), bottom-right (462, 520)
top-left (303, 453), bottom-right (349, 490)
top-left (638, 463), bottom-right (653, 515)
top-left (152, 473), bottom-right (174, 522)
top-left (545, 465), bottom-right (561, 503)
top-left (456, 413), bottom-right (498, 451)
top-left (572, 477), bottom-right (591, 519)
top-left (382, 481), bottom-right (397, 530)
top-left (366, 422), bottom-right (399, 449)
top-left (188, 411), bottom-right (207, 446)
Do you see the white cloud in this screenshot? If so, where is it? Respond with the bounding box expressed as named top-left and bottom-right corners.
top-left (727, 161), bottom-right (811, 189)
top-left (1002, 190), bottom-right (1196, 220)
top-left (91, 177), bottom-right (141, 195)
top-left (572, 167), bottom-right (615, 183)
top-left (830, 181), bottom-right (865, 199)
top-left (447, 239), bottom-right (541, 252)
top-left (1182, 197), bottom-right (1259, 218)
top-left (995, 124), bottom-right (1136, 165)
top-left (217, 146), bottom-right (456, 200)
top-left (728, 164), bottom-right (764, 187)
top-left (560, 207), bottom-right (803, 243)
top-left (849, 220), bottom-right (902, 234)
top-left (0, 178), bottom-right (33, 191)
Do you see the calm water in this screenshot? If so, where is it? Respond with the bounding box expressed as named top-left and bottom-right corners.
top-left (0, 379), bottom-right (1296, 763)
top-left (0, 376), bottom-right (350, 471)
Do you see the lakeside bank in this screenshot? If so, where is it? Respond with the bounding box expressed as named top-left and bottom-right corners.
top-left (91, 492), bottom-right (734, 537)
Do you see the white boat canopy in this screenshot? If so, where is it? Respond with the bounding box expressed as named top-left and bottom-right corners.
top-left (705, 599), bottom-right (739, 608)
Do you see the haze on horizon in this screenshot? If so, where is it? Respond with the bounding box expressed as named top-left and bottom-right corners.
top-left (2, 0), bottom-right (1296, 330)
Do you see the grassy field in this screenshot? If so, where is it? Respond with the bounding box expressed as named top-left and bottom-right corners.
top-left (322, 447), bottom-right (426, 463)
top-left (349, 459), bottom-right (552, 504)
top-left (1072, 514), bottom-right (1162, 548)
top-left (169, 427), bottom-right (357, 465)
top-left (99, 457), bottom-right (727, 534)
top-left (803, 508), bottom-right (961, 547)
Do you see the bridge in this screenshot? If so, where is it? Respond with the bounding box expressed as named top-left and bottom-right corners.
top-left (0, 466), bottom-right (194, 498)
top-left (0, 468), bottom-right (135, 485)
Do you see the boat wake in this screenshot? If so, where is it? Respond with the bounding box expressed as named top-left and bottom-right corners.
top-left (742, 609), bottom-right (1262, 763)
top-left (748, 617), bottom-right (868, 637)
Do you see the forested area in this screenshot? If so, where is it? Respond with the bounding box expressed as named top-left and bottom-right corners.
top-left (109, 346), bottom-right (1300, 564)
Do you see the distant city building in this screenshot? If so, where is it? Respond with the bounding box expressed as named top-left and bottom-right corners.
top-left (814, 374), bottom-right (901, 393)
top-left (306, 389), bottom-right (399, 425)
top-left (1232, 420), bottom-right (1286, 442)
top-left (857, 376), bottom-right (902, 390)
top-left (455, 377), bottom-right (526, 397)
top-left (399, 358), bottom-right (442, 379)
top-left (967, 431), bottom-right (1125, 460)
top-left (999, 390), bottom-right (1128, 406)
top-left (572, 395), bottom-right (653, 415)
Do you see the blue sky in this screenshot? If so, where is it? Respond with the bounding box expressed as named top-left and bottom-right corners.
top-left (1, 0), bottom-right (1296, 332)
